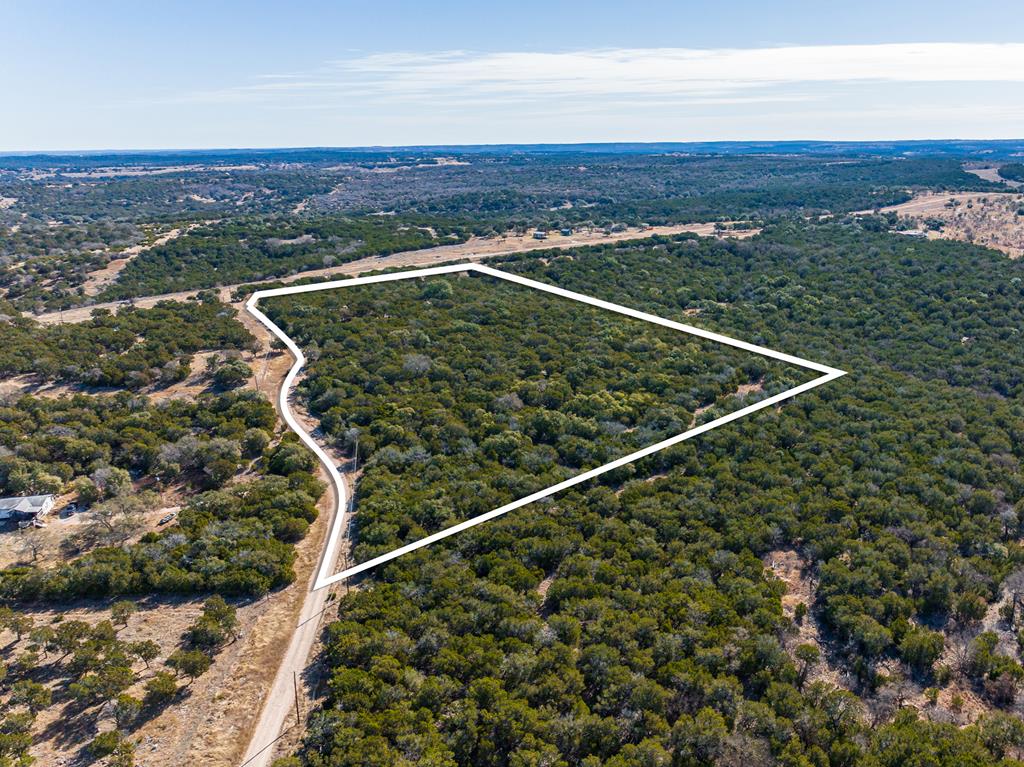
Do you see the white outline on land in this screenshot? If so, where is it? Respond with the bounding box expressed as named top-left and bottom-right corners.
top-left (246, 263), bottom-right (846, 591)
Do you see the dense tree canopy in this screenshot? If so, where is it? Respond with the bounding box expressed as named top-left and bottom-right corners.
top-left (0, 391), bottom-right (322, 600)
top-left (0, 295), bottom-right (255, 389)
top-left (285, 222), bottom-right (1024, 766)
top-left (263, 274), bottom-right (807, 563)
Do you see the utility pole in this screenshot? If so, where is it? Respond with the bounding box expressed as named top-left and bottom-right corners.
top-left (293, 670), bottom-right (301, 728)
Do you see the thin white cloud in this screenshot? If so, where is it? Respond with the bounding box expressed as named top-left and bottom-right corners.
top-left (172, 43), bottom-right (1024, 106)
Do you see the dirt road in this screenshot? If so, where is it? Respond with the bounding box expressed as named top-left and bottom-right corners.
top-left (236, 306), bottom-right (355, 767)
top-left (19, 220), bottom-right (758, 764)
top-left (239, 472), bottom-right (350, 767)
top-left (29, 223), bottom-right (756, 326)
top-left (860, 191), bottom-right (1024, 259)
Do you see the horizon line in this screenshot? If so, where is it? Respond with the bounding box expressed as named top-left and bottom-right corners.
top-left (3, 136), bottom-right (1024, 158)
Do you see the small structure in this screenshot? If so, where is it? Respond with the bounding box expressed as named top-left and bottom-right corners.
top-left (895, 229), bottom-right (928, 238)
top-left (560, 227), bottom-right (573, 236)
top-left (0, 494), bottom-right (55, 522)
top-left (532, 230), bottom-right (548, 240)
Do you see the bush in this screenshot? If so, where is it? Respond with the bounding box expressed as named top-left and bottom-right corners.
top-left (213, 359), bottom-right (252, 389)
top-left (90, 730), bottom-right (123, 757)
top-left (143, 671), bottom-right (178, 707)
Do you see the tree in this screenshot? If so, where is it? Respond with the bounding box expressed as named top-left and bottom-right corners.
top-left (143, 672), bottom-right (178, 707)
top-left (91, 466), bottom-right (132, 499)
top-left (167, 649), bottom-right (212, 683)
top-left (899, 627), bottom-right (945, 674)
top-left (114, 694), bottom-right (142, 729)
top-left (213, 359), bottom-right (252, 389)
top-left (111, 600), bottom-right (137, 627)
top-left (7, 613), bottom-right (33, 641)
top-left (53, 620), bottom-right (91, 660)
top-left (70, 665), bottom-right (135, 704)
top-left (267, 441), bottom-right (316, 476)
top-left (71, 475), bottom-right (101, 506)
top-left (242, 427), bottom-right (270, 457)
top-left (17, 529), bottom-right (44, 563)
top-left (131, 640), bottom-right (160, 669)
top-left (671, 707), bottom-right (728, 765)
top-left (110, 739), bottom-right (137, 767)
top-left (29, 625), bottom-right (55, 658)
top-left (793, 602), bottom-right (808, 624)
top-left (80, 491), bottom-right (156, 547)
top-left (90, 730), bottom-right (124, 757)
top-left (794, 643), bottom-right (821, 689)
top-left (10, 681), bottom-right (51, 714)
top-left (200, 596), bottom-right (238, 640)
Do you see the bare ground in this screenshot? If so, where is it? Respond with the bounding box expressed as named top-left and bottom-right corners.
top-left (863, 192), bottom-right (1024, 259)
top-left (29, 223), bottom-right (759, 326)
top-left (0, 350), bottom-right (259, 405)
top-left (691, 380), bottom-right (763, 425)
top-left (81, 225), bottom-right (197, 296)
top-left (963, 164), bottom-right (1024, 189)
top-left (764, 549), bottom-right (852, 691)
top-left (1, 597), bottom-right (243, 767)
top-left (2, 303), bottom-right (341, 766)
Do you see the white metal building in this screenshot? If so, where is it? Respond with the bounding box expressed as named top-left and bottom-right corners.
top-left (0, 494), bottom-right (56, 521)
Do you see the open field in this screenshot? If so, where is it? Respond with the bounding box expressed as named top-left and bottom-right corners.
top-left (81, 225), bottom-right (196, 296)
top-left (963, 163), bottom-right (1024, 189)
top-left (27, 222), bottom-right (758, 325)
top-left (870, 191), bottom-right (1024, 258)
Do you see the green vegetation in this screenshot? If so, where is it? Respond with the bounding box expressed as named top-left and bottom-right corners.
top-left (286, 223), bottom-right (1024, 766)
top-left (0, 389), bottom-right (272, 496)
top-left (998, 163), bottom-right (1024, 182)
top-left (0, 220), bottom-right (143, 311)
top-left (103, 216), bottom-right (469, 298)
top-left (0, 391), bottom-right (322, 599)
top-left (0, 295), bottom-right (255, 389)
top-left (3, 147), bottom-right (1024, 764)
top-left (0, 597), bottom-right (238, 763)
top-left (262, 274), bottom-right (807, 562)
top-left (0, 151), bottom-right (994, 305)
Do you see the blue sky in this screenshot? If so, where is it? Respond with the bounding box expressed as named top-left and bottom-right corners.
top-left (2, 0), bottom-right (1023, 150)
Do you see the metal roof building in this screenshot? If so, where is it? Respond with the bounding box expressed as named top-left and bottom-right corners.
top-left (0, 494), bottom-right (55, 521)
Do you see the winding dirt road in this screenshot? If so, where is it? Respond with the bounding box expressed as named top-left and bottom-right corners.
top-left (23, 222), bottom-right (758, 765)
top-left (28, 223), bottom-right (756, 326)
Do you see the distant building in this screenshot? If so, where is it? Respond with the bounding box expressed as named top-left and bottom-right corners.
top-left (533, 230), bottom-right (548, 240)
top-left (560, 228), bottom-right (573, 236)
top-left (0, 494), bottom-right (55, 522)
top-left (896, 229), bottom-right (928, 238)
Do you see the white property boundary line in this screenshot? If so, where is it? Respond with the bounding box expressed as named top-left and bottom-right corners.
top-left (246, 263), bottom-right (846, 591)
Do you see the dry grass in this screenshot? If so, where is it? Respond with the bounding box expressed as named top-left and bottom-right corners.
top-left (1, 598), bottom-right (216, 765)
top-left (2, 304), bottom-right (334, 765)
top-left (691, 380), bottom-right (763, 425)
top-left (765, 549), bottom-right (852, 692)
top-left (81, 226), bottom-right (195, 297)
top-left (963, 164), bottom-right (1024, 189)
top-left (869, 192), bottom-right (1024, 259)
top-left (30, 223), bottom-right (759, 326)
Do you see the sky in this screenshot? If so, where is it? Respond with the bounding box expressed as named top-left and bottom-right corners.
top-left (2, 0), bottom-right (1024, 151)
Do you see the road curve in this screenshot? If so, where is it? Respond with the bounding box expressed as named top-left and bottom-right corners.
top-left (237, 316), bottom-right (351, 767)
top-left (25, 222), bottom-right (755, 764)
